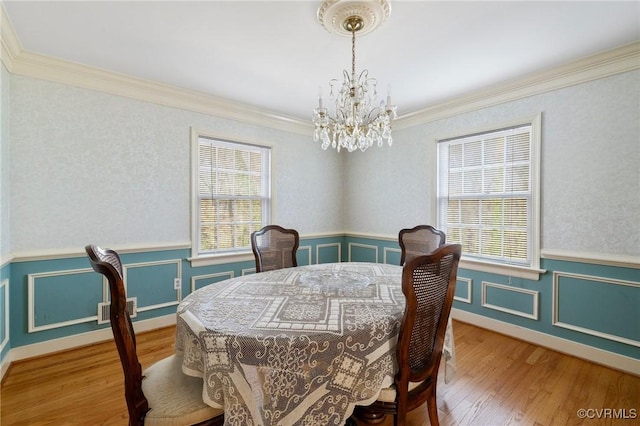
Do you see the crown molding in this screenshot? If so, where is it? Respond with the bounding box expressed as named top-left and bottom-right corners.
top-left (0, 3), bottom-right (21, 71)
top-left (1, 3), bottom-right (638, 136)
top-left (10, 50), bottom-right (312, 135)
top-left (395, 41), bottom-right (640, 129)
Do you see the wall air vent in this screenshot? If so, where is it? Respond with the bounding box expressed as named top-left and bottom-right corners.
top-left (97, 298), bottom-right (137, 324)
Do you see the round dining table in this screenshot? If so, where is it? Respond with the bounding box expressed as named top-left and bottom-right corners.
top-left (174, 262), bottom-right (455, 426)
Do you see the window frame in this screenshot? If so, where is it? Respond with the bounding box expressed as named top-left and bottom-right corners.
top-left (190, 128), bottom-right (271, 265)
top-left (435, 114), bottom-right (543, 280)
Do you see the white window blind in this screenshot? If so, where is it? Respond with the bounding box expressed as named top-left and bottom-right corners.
top-left (437, 123), bottom-right (536, 267)
top-left (196, 136), bottom-right (270, 255)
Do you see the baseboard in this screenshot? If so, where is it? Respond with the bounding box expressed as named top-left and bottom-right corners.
top-left (1, 353), bottom-right (10, 382)
top-left (1, 314), bottom-right (177, 381)
top-left (451, 308), bottom-right (639, 376)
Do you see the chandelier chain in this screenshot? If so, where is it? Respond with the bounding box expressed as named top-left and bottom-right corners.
top-left (351, 26), bottom-right (356, 81)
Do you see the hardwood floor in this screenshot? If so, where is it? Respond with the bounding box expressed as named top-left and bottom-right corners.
top-left (1, 321), bottom-right (637, 425)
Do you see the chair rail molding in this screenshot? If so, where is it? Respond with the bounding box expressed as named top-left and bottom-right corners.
top-left (10, 242), bottom-right (192, 262)
top-left (541, 249), bottom-right (640, 269)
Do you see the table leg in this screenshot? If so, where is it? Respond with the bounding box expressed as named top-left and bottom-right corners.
top-left (352, 407), bottom-right (387, 424)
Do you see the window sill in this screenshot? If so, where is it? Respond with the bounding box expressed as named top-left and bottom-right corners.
top-left (459, 257), bottom-right (546, 281)
top-left (188, 251), bottom-right (254, 268)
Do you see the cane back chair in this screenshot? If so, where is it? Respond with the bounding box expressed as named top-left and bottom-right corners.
top-left (357, 243), bottom-right (462, 426)
top-left (398, 225), bottom-right (446, 265)
top-left (250, 225), bottom-right (299, 272)
top-left (85, 244), bottom-right (224, 426)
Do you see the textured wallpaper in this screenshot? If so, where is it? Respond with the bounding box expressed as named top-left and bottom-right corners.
top-left (9, 76), bottom-right (343, 253)
top-left (1, 65), bottom-right (9, 259)
top-left (8, 71), bottom-right (639, 257)
top-left (344, 70), bottom-right (640, 257)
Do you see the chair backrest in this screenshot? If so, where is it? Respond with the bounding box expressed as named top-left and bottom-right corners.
top-left (398, 225), bottom-right (446, 265)
top-left (250, 225), bottom-right (299, 273)
top-left (396, 243), bottom-right (461, 385)
top-left (85, 244), bottom-right (149, 425)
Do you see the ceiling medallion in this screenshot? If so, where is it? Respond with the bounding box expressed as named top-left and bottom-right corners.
top-left (313, 0), bottom-right (397, 152)
top-left (317, 0), bottom-right (391, 37)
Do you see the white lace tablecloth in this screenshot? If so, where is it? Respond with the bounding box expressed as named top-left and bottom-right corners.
top-left (175, 262), bottom-right (456, 426)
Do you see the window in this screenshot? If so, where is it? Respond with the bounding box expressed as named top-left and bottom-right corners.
top-left (192, 132), bottom-right (270, 257)
top-left (437, 116), bottom-right (540, 270)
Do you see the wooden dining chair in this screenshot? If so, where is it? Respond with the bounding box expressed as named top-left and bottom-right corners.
top-left (85, 244), bottom-right (224, 426)
top-left (398, 224), bottom-right (446, 265)
top-left (356, 243), bottom-right (462, 426)
top-left (250, 225), bottom-right (299, 272)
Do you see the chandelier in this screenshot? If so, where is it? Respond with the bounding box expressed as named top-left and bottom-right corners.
top-left (313, 0), bottom-right (397, 152)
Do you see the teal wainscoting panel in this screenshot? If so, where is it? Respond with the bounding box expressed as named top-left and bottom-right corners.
top-left (348, 242), bottom-right (378, 263)
top-left (344, 236), bottom-right (400, 264)
top-left (192, 271), bottom-right (235, 292)
top-left (317, 243), bottom-right (341, 264)
top-left (29, 269), bottom-right (102, 332)
top-left (126, 260), bottom-right (180, 309)
top-left (553, 271), bottom-right (639, 347)
top-left (482, 281), bottom-right (539, 320)
top-left (8, 237), bottom-right (637, 362)
top-left (10, 248), bottom-right (189, 347)
top-left (298, 236), bottom-right (344, 264)
top-left (452, 266), bottom-right (546, 330)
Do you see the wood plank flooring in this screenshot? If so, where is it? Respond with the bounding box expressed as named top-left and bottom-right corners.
top-left (1, 321), bottom-right (638, 425)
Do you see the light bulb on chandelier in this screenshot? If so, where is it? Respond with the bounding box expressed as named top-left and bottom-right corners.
top-left (313, 1), bottom-right (397, 153)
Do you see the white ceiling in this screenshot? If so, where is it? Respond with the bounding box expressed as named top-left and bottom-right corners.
top-left (3, 1), bottom-right (639, 122)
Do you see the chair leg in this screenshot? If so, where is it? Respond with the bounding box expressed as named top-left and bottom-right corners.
top-left (426, 384), bottom-right (439, 426)
top-left (395, 397), bottom-right (407, 426)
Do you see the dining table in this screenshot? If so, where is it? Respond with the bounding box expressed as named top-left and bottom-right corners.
top-left (174, 262), bottom-right (456, 426)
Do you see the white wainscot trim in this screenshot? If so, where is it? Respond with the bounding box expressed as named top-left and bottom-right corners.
top-left (0, 279), bottom-right (9, 354)
top-left (298, 245), bottom-right (312, 266)
top-left (460, 258), bottom-right (545, 281)
top-left (28, 268), bottom-right (97, 333)
top-left (454, 277), bottom-right (473, 304)
top-left (552, 271), bottom-right (640, 348)
top-left (189, 251), bottom-right (254, 267)
top-left (451, 309), bottom-right (640, 376)
top-left (12, 241), bottom-right (191, 262)
top-left (383, 247), bottom-right (401, 265)
top-left (124, 259), bottom-right (182, 305)
top-left (191, 271), bottom-right (234, 292)
top-left (481, 281), bottom-right (539, 320)
top-left (28, 259), bottom-right (182, 333)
